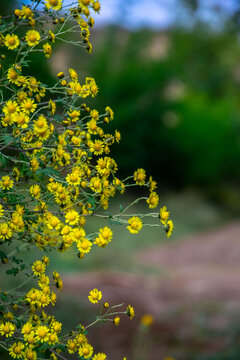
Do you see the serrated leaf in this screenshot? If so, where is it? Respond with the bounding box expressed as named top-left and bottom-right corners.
top-left (2, 134), bottom-right (13, 146)
top-left (35, 167), bottom-right (60, 178)
top-left (6, 267), bottom-right (19, 276)
top-left (11, 256), bottom-right (23, 264)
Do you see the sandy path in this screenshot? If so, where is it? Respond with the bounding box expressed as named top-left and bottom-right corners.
top-left (62, 222), bottom-right (240, 359)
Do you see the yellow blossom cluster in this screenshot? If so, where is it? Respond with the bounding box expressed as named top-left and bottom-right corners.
top-left (0, 1), bottom-right (173, 359)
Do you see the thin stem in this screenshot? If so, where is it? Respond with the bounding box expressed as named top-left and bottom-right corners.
top-left (7, 276), bottom-right (32, 294)
top-left (50, 349), bottom-right (68, 360)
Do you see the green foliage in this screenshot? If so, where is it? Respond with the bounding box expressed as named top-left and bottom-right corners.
top-left (70, 26), bottom-right (240, 189)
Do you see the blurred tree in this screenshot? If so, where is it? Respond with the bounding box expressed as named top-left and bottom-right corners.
top-left (0, 0), bottom-right (17, 14)
top-left (181, 0), bottom-right (199, 11)
top-left (71, 24), bottom-right (240, 189)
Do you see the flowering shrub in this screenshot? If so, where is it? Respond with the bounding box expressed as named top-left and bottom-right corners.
top-left (0, 1), bottom-right (173, 359)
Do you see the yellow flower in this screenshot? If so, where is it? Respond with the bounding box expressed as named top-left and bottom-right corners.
top-left (98, 226), bottom-right (112, 244)
top-left (149, 175), bottom-right (157, 191)
top-left (22, 6), bottom-right (33, 19)
top-left (90, 109), bottom-right (99, 120)
top-left (42, 256), bottom-right (50, 265)
top-left (4, 312), bottom-right (14, 321)
top-left (12, 112), bottom-right (30, 128)
top-left (165, 220), bottom-right (174, 238)
top-left (21, 98), bottom-right (37, 114)
top-left (141, 314), bottom-right (154, 327)
top-left (159, 206), bottom-right (169, 224)
top-left (57, 71), bottom-right (64, 78)
top-left (32, 260), bottom-right (46, 276)
top-left (88, 288), bottom-right (102, 304)
top-left (38, 292), bottom-right (51, 307)
top-left (10, 212), bottom-right (24, 232)
top-left (105, 106), bottom-right (114, 120)
top-left (0, 322), bottom-right (16, 337)
top-left (25, 30), bottom-right (41, 47)
top-left (24, 331), bottom-right (36, 345)
top-left (87, 119), bottom-right (98, 134)
top-left (67, 339), bottom-right (78, 354)
top-left (3, 100), bottom-right (19, 115)
top-left (35, 325), bottom-right (49, 342)
top-left (65, 209), bottom-right (80, 226)
top-left (69, 68), bottom-right (78, 81)
top-left (93, 354), bottom-right (107, 360)
top-left (48, 332), bottom-right (58, 345)
top-left (127, 216), bottom-right (142, 234)
top-left (93, 1), bottom-right (101, 13)
top-left (77, 238), bottom-right (92, 254)
top-left (0, 204), bottom-right (4, 218)
top-left (78, 343), bottom-right (94, 359)
top-left (66, 172), bottom-right (81, 186)
top-left (89, 176), bottom-right (102, 193)
top-left (25, 288), bottom-right (40, 305)
top-left (72, 227), bottom-right (86, 242)
top-left (49, 30), bottom-right (55, 42)
top-left (9, 342), bottom-right (25, 359)
top-left (38, 275), bottom-right (50, 288)
top-left (27, 77), bottom-right (40, 92)
top-left (30, 184), bottom-right (41, 199)
top-left (146, 191), bottom-right (159, 209)
top-left (45, 0), bottom-right (62, 11)
top-left (43, 42), bottom-right (52, 58)
top-left (0, 223), bottom-right (12, 240)
top-left (30, 158), bottom-right (39, 172)
top-left (1, 115), bottom-right (13, 127)
top-left (47, 180), bottom-right (60, 193)
top-left (75, 333), bottom-right (87, 346)
top-left (4, 34), bottom-right (20, 50)
top-left (21, 322), bottom-right (33, 336)
top-left (126, 305), bottom-right (135, 319)
top-left (115, 130), bottom-right (121, 143)
top-left (0, 176), bottom-right (14, 190)
top-left (14, 9), bottom-right (22, 17)
top-left (47, 215), bottom-right (61, 230)
top-left (7, 67), bottom-right (21, 84)
top-left (49, 99), bottom-right (56, 114)
top-left (24, 348), bottom-right (37, 360)
top-left (87, 77), bottom-right (99, 97)
top-left (79, 0), bottom-right (91, 6)
top-left (33, 115), bottom-right (48, 135)
top-left (134, 168), bottom-right (146, 185)
top-left (68, 109), bottom-right (80, 122)
top-left (50, 320), bottom-right (62, 333)
top-left (113, 316), bottom-right (120, 326)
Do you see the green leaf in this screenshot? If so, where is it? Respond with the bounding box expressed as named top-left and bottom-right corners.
top-left (0, 250), bottom-right (7, 260)
top-left (108, 218), bottom-right (122, 226)
top-left (11, 256), bottom-right (23, 265)
top-left (6, 267), bottom-right (19, 276)
top-left (2, 134), bottom-right (13, 146)
top-left (1, 292), bottom-right (7, 301)
top-left (35, 167), bottom-right (60, 178)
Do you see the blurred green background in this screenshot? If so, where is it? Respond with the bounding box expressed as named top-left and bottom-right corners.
top-left (2, 0), bottom-right (240, 359)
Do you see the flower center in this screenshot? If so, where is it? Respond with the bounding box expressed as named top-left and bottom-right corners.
top-left (29, 34), bottom-right (37, 42)
top-left (8, 37), bottom-right (16, 46)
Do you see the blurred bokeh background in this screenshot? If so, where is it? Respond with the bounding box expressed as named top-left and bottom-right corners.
top-left (2, 0), bottom-right (240, 359)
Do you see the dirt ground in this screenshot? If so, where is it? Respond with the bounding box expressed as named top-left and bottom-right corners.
top-left (63, 222), bottom-right (240, 360)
